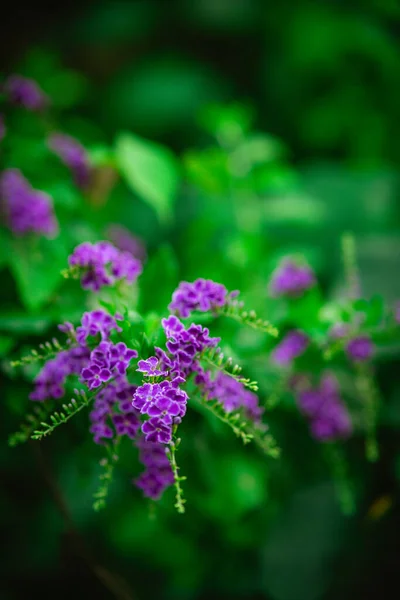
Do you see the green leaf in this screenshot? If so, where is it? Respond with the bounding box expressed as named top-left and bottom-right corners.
top-left (0, 312), bottom-right (52, 334)
top-left (115, 132), bottom-right (180, 224)
top-left (138, 244), bottom-right (179, 313)
top-left (9, 236), bottom-right (69, 312)
top-left (0, 335), bottom-right (14, 356)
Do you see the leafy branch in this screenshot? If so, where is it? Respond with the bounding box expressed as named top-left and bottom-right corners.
top-left (93, 437), bottom-right (121, 511)
top-left (218, 301), bottom-right (278, 337)
top-left (31, 389), bottom-right (92, 440)
top-left (200, 346), bottom-right (259, 391)
top-left (10, 338), bottom-right (67, 367)
top-left (8, 402), bottom-right (55, 447)
top-left (167, 436), bottom-right (186, 514)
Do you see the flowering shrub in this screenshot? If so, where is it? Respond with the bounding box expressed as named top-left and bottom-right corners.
top-left (3, 71), bottom-right (400, 523)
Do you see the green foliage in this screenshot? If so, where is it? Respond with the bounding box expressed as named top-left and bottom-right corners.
top-left (93, 438), bottom-right (121, 511)
top-left (167, 437), bottom-right (187, 514)
top-left (115, 132), bottom-right (180, 225)
top-left (200, 346), bottom-right (259, 391)
top-left (219, 301), bottom-right (279, 337)
top-left (9, 236), bottom-right (70, 312)
top-left (30, 391), bottom-right (92, 440)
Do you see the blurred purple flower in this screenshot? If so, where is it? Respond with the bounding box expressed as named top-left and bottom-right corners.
top-left (346, 336), bottom-right (373, 363)
top-left (272, 330), bottom-right (308, 366)
top-left (3, 75), bottom-right (49, 111)
top-left (48, 132), bottom-right (91, 188)
top-left (0, 169), bottom-right (58, 237)
top-left (169, 278), bottom-right (228, 318)
top-left (269, 259), bottom-right (315, 297)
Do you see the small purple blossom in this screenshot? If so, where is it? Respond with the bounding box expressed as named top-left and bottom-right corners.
top-left (48, 132), bottom-right (91, 188)
top-left (169, 278), bottom-right (228, 318)
top-left (68, 241), bottom-right (142, 292)
top-left (81, 363), bottom-right (112, 390)
top-left (76, 310), bottom-right (123, 345)
top-left (272, 330), bottom-right (309, 366)
top-left (30, 346), bottom-right (90, 401)
top-left (296, 374), bottom-right (352, 442)
top-left (346, 336), bottom-right (373, 363)
top-left (269, 259), bottom-right (315, 297)
top-left (137, 356), bottom-right (168, 377)
top-left (205, 371), bottom-right (264, 424)
top-left (133, 383), bottom-right (163, 413)
top-left (141, 417), bottom-right (172, 444)
top-left (2, 75), bottom-right (49, 111)
top-left (0, 169), bottom-right (58, 237)
top-left (106, 224), bottom-right (147, 262)
top-left (112, 412), bottom-right (140, 439)
top-left (134, 438), bottom-right (174, 500)
top-left (90, 421), bottom-right (114, 445)
top-left (89, 377), bottom-right (141, 444)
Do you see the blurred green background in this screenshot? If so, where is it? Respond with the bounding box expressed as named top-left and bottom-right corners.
top-left (2, 1), bottom-right (400, 599)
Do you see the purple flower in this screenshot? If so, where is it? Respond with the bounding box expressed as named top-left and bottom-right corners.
top-left (112, 412), bottom-right (140, 439)
top-left (76, 310), bottom-right (123, 345)
top-left (205, 371), bottom-right (264, 424)
top-left (296, 374), bottom-right (352, 442)
top-left (134, 438), bottom-right (174, 500)
top-left (106, 224), bottom-right (147, 262)
top-left (48, 132), bottom-right (91, 188)
top-left (90, 421), bottom-right (114, 445)
top-left (272, 330), bottom-right (309, 366)
top-left (109, 342), bottom-right (138, 374)
top-left (0, 169), bottom-right (58, 237)
top-left (30, 346), bottom-right (90, 401)
top-left (147, 396), bottom-right (181, 423)
top-left (137, 356), bottom-right (168, 377)
top-left (2, 75), bottom-right (49, 111)
top-left (269, 259), bottom-right (315, 297)
top-left (346, 336), bottom-right (373, 362)
top-left (81, 363), bottom-right (112, 389)
top-left (132, 383), bottom-right (162, 412)
top-left (169, 278), bottom-right (228, 318)
top-left (141, 417), bottom-right (172, 444)
top-left (68, 241), bottom-right (142, 292)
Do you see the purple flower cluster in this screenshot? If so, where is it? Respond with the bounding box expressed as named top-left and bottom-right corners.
top-left (204, 371), bottom-right (264, 424)
top-left (30, 346), bottom-right (90, 401)
top-left (169, 278), bottom-right (228, 318)
top-left (89, 376), bottom-right (140, 444)
top-left (106, 224), bottom-right (147, 262)
top-left (346, 336), bottom-right (373, 363)
top-left (269, 259), bottom-right (315, 297)
top-left (30, 310), bottom-right (135, 403)
top-left (76, 310), bottom-right (123, 345)
top-left (81, 341), bottom-right (137, 390)
top-left (133, 315), bottom-right (220, 444)
top-left (2, 75), bottom-right (49, 111)
top-left (295, 374), bottom-right (352, 441)
top-left (48, 133), bottom-right (91, 188)
top-left (134, 438), bottom-right (174, 500)
top-left (272, 330), bottom-right (308, 366)
top-left (0, 169), bottom-right (58, 237)
top-left (68, 241), bottom-right (143, 292)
